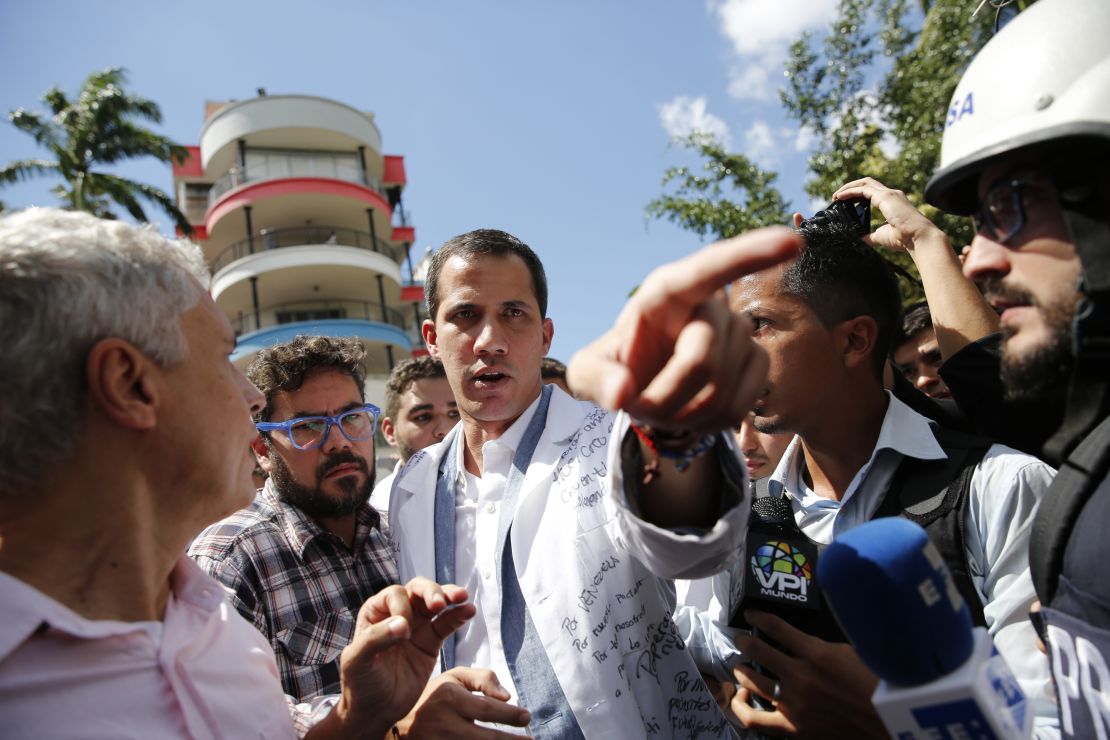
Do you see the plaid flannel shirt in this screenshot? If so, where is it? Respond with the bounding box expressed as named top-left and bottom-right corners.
top-left (189, 480), bottom-right (398, 705)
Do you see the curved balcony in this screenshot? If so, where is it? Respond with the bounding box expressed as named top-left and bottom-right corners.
top-left (229, 297), bottom-right (409, 334)
top-left (208, 156), bottom-right (383, 210)
top-left (231, 317), bottom-right (413, 370)
top-left (201, 95), bottom-right (382, 175)
top-left (210, 225), bottom-right (406, 274)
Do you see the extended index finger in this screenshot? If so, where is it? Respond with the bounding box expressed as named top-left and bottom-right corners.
top-left (635, 227), bottom-right (801, 312)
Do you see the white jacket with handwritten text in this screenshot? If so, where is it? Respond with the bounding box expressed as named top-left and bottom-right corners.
top-left (389, 387), bottom-right (747, 739)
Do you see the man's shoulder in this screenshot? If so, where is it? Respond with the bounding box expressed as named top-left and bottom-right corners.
top-left (188, 493), bottom-right (284, 564)
top-left (976, 442), bottom-right (1055, 482)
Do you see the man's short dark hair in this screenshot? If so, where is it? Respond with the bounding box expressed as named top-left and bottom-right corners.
top-left (383, 356), bottom-right (447, 420)
top-left (540, 356), bottom-right (567, 382)
top-left (788, 220), bottom-right (903, 377)
top-left (895, 301), bottom-right (934, 349)
top-left (424, 229), bottom-right (548, 321)
top-left (247, 335), bottom-right (366, 423)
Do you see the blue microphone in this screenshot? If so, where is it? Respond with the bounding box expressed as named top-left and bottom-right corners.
top-left (817, 518), bottom-right (1031, 739)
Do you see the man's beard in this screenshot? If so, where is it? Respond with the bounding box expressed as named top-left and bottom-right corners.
top-left (396, 438), bottom-right (418, 462)
top-left (268, 448), bottom-right (375, 519)
top-left (983, 278), bottom-right (1076, 403)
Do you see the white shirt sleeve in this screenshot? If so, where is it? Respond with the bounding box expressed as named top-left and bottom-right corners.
top-left (965, 444), bottom-right (1059, 739)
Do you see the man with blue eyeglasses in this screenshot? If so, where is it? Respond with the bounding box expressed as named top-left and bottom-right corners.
top-left (190, 335), bottom-right (399, 706)
top-left (189, 334), bottom-right (531, 736)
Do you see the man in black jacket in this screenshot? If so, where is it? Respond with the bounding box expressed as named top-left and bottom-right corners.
top-left (922, 0), bottom-right (1110, 736)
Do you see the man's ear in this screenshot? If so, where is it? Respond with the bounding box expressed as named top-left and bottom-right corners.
top-left (381, 417), bottom-right (398, 447)
top-left (422, 319), bottom-right (440, 358)
top-left (837, 316), bottom-right (880, 371)
top-left (541, 317), bottom-right (554, 355)
top-left (251, 434), bottom-right (274, 473)
top-left (85, 338), bottom-right (160, 430)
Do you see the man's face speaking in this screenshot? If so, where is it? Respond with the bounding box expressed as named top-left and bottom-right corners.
top-left (423, 253), bottom-right (553, 428)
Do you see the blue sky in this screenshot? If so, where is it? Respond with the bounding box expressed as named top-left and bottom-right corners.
top-left (0, 0), bottom-right (841, 361)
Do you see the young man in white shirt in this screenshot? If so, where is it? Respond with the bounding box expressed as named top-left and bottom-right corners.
top-left (719, 218), bottom-right (1056, 737)
top-left (371, 356), bottom-right (459, 515)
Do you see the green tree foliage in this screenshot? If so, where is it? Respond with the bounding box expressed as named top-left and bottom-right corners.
top-left (649, 0), bottom-right (1035, 301)
top-left (781, 0), bottom-right (1028, 249)
top-left (1, 67), bottom-right (192, 235)
top-left (646, 133), bottom-right (790, 240)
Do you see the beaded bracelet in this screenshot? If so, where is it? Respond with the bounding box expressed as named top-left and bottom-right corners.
top-left (630, 423), bottom-right (717, 483)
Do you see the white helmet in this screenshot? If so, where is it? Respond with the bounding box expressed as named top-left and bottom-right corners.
top-left (925, 0), bottom-right (1110, 214)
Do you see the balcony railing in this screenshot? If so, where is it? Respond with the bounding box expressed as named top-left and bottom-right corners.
top-left (211, 225), bottom-right (407, 274)
top-left (208, 155), bottom-right (383, 208)
top-left (392, 207), bottom-right (412, 227)
top-left (231, 298), bottom-right (410, 336)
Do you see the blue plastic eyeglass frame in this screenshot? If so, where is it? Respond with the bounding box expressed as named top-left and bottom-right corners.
top-left (255, 403), bottom-right (381, 450)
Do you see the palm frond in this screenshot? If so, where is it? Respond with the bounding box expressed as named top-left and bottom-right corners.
top-left (95, 172), bottom-right (194, 236)
top-left (0, 159), bottom-right (62, 186)
top-left (7, 109), bottom-right (63, 153)
top-left (5, 66), bottom-right (188, 229)
top-left (87, 172), bottom-right (147, 222)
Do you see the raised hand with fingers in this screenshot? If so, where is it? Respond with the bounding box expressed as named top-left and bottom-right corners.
top-left (308, 577), bottom-right (476, 739)
top-left (832, 177), bottom-right (998, 357)
top-left (567, 226), bottom-right (801, 436)
top-left (832, 177), bottom-right (949, 254)
top-left (729, 610), bottom-right (885, 739)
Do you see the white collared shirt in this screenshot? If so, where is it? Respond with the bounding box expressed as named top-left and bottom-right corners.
top-left (764, 392), bottom-right (1058, 736)
top-left (452, 392), bottom-right (543, 721)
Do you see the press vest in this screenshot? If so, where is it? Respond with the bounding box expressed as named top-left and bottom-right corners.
top-left (1030, 415), bottom-right (1110, 739)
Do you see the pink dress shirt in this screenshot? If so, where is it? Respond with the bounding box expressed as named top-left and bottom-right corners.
top-left (0, 555), bottom-right (297, 739)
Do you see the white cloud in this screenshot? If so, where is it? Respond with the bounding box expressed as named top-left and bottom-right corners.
top-left (744, 120), bottom-right (777, 166)
top-left (741, 120), bottom-right (805, 168)
top-left (714, 0), bottom-right (838, 56)
top-left (726, 63), bottom-right (772, 102)
top-left (794, 124), bottom-right (817, 152)
top-left (658, 95), bottom-right (732, 146)
top-left (712, 0), bottom-right (838, 100)
top-left (878, 132), bottom-right (902, 159)
top-left (825, 89), bottom-right (902, 159)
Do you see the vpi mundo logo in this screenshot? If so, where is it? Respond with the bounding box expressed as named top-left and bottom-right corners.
top-left (751, 541), bottom-right (813, 603)
top-left (946, 91), bottom-right (975, 128)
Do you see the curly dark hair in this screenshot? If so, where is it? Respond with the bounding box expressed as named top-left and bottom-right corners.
top-left (246, 335), bottom-right (366, 423)
top-left (383, 356), bottom-right (447, 420)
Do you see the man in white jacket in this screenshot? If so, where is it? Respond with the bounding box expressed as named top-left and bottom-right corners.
top-left (389, 226), bottom-right (800, 738)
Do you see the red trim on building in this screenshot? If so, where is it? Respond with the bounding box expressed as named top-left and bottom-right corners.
top-left (172, 146), bottom-right (204, 177)
top-left (175, 224), bottom-right (209, 241)
top-left (382, 155), bottom-right (407, 185)
top-left (410, 347), bottom-right (430, 357)
top-left (206, 177), bottom-right (392, 232)
top-left (391, 225), bottom-right (415, 243)
top-left (400, 285), bottom-right (424, 302)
